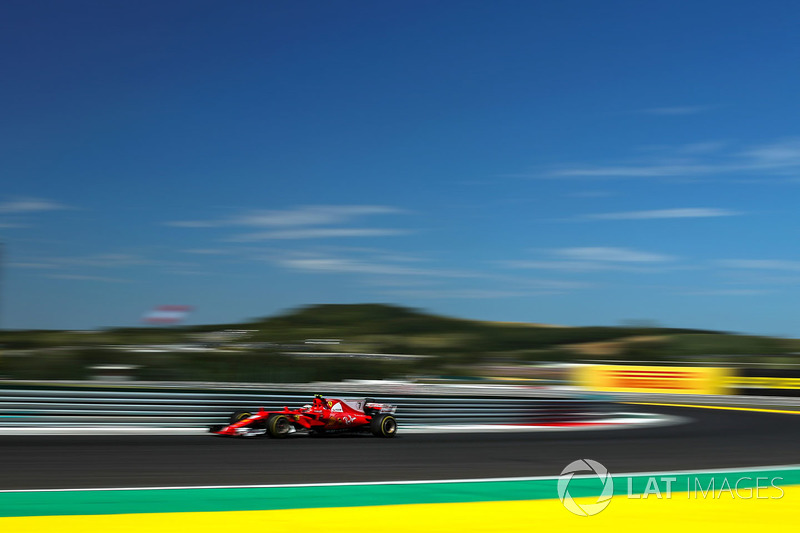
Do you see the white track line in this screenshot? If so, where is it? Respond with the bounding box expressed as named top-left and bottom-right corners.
top-left (401, 414), bottom-right (681, 433)
top-left (0, 413), bottom-right (677, 436)
top-left (2, 464), bottom-right (799, 493)
top-left (0, 427), bottom-right (206, 436)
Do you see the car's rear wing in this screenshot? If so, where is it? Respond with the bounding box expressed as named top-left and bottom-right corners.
top-left (365, 402), bottom-right (397, 414)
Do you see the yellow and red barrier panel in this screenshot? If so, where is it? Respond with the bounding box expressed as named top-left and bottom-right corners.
top-left (725, 374), bottom-right (800, 396)
top-left (574, 365), bottom-right (733, 395)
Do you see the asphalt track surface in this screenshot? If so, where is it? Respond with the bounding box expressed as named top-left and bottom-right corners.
top-left (0, 405), bottom-right (798, 490)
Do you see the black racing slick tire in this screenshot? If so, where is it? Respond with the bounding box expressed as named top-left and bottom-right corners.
top-left (229, 410), bottom-right (253, 424)
top-left (370, 414), bottom-right (398, 438)
top-left (267, 414), bottom-right (292, 438)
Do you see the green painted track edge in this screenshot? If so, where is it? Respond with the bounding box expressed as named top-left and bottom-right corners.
top-left (1, 467), bottom-right (799, 518)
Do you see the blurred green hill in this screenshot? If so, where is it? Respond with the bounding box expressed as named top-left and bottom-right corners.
top-left (1, 304), bottom-right (798, 382)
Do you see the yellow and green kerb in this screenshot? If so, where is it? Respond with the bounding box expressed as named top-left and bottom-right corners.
top-left (1, 467), bottom-right (799, 532)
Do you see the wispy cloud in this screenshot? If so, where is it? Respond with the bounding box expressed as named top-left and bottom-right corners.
top-left (543, 137), bottom-right (800, 180)
top-left (57, 253), bottom-right (155, 268)
top-left (582, 208), bottom-right (741, 221)
top-left (168, 204), bottom-right (408, 242)
top-left (180, 248), bottom-right (233, 255)
top-left (678, 141), bottom-right (728, 154)
top-left (8, 262), bottom-right (59, 270)
top-left (0, 197), bottom-right (74, 231)
top-left (9, 253), bottom-right (154, 270)
top-left (377, 273), bottom-right (591, 299)
top-left (0, 197), bottom-right (72, 214)
top-left (503, 247), bottom-right (677, 273)
top-left (167, 205), bottom-right (403, 229)
top-left (245, 244), bottom-right (596, 302)
top-left (17, 248), bottom-right (208, 286)
top-left (271, 250), bottom-right (584, 295)
top-left (553, 164), bottom-right (723, 178)
top-left (686, 289), bottom-right (774, 296)
top-left (380, 288), bottom-right (564, 299)
top-left (742, 138), bottom-right (800, 169)
top-left (229, 228), bottom-right (409, 242)
top-left (556, 247), bottom-right (675, 263)
top-left (168, 220), bottom-right (220, 228)
top-left (718, 259), bottom-right (800, 271)
top-left (277, 254), bottom-right (470, 278)
top-left (230, 206), bottom-right (402, 227)
top-left (46, 274), bottom-right (132, 283)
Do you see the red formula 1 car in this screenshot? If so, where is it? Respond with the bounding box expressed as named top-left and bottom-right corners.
top-left (210, 395), bottom-right (398, 438)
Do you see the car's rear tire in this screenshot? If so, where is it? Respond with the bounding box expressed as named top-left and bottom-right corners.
top-left (370, 414), bottom-right (397, 438)
top-left (229, 410), bottom-right (253, 424)
top-left (267, 414), bottom-right (292, 438)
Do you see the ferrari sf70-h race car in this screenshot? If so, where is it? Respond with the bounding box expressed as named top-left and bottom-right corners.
top-left (210, 395), bottom-right (398, 438)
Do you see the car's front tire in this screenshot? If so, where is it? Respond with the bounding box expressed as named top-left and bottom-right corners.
top-left (267, 414), bottom-right (292, 438)
top-left (229, 410), bottom-right (253, 424)
top-left (370, 414), bottom-right (397, 438)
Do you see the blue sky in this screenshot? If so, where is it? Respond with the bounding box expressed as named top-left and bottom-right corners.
top-left (2, 1), bottom-right (800, 336)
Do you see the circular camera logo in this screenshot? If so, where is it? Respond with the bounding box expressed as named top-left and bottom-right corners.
top-left (558, 459), bottom-right (614, 517)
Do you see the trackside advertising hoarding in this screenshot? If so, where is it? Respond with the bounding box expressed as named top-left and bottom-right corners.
top-left (574, 365), bottom-right (732, 395)
top-left (726, 368), bottom-right (800, 397)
